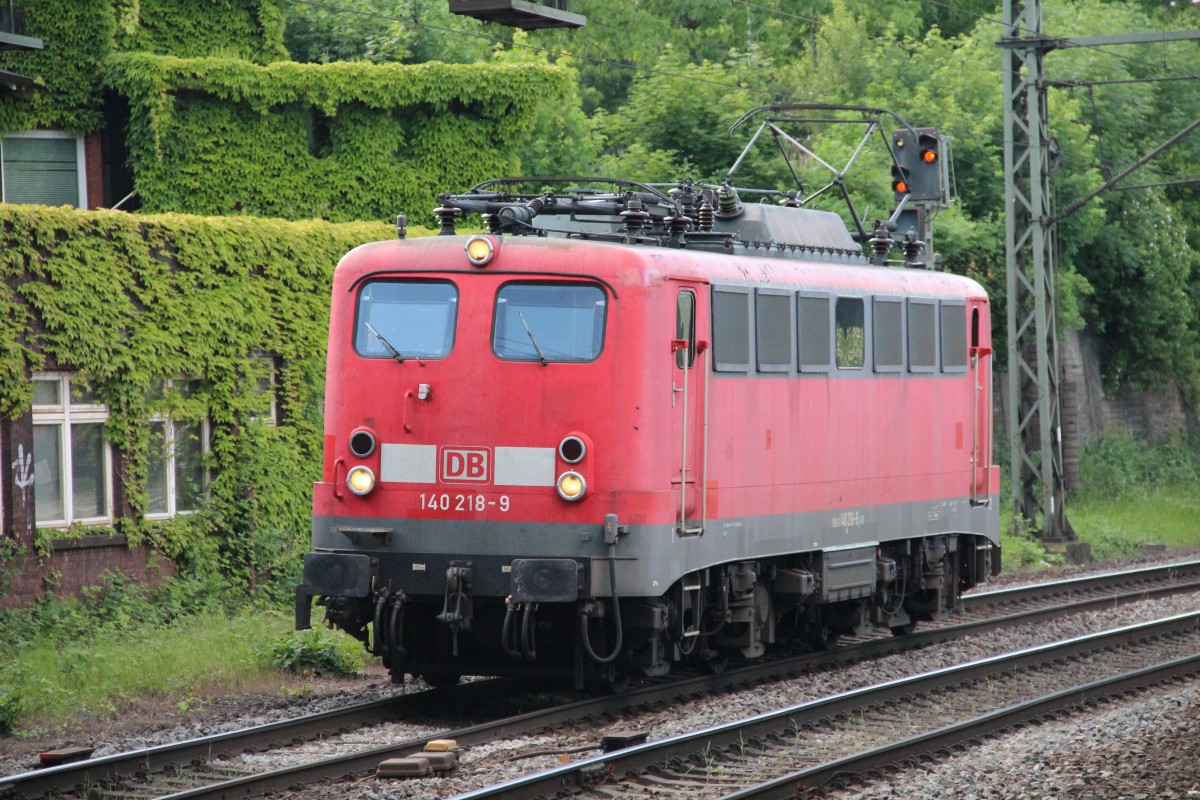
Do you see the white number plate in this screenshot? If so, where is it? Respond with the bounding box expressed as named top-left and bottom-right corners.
top-left (419, 493), bottom-right (511, 513)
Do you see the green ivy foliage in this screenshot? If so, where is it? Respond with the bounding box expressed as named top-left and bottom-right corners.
top-left (112, 0), bottom-right (288, 63)
top-left (0, 1), bottom-right (114, 133)
top-left (105, 54), bottom-right (570, 222)
top-left (0, 1), bottom-right (289, 134)
top-left (0, 205), bottom-right (396, 597)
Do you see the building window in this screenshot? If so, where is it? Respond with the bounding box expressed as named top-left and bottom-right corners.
top-left (2, 132), bottom-right (87, 208)
top-left (146, 378), bottom-right (210, 518)
top-left (250, 356), bottom-right (277, 425)
top-left (146, 420), bottom-right (209, 517)
top-left (32, 374), bottom-right (111, 526)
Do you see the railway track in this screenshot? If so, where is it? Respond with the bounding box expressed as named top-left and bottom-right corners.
top-left (453, 611), bottom-right (1200, 800)
top-left (3, 560), bottom-right (1198, 800)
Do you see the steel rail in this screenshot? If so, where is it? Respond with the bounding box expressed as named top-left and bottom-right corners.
top-left (718, 647), bottom-right (1200, 798)
top-left (3, 561), bottom-right (1198, 800)
top-left (448, 611), bottom-right (1200, 800)
top-left (0, 679), bottom-right (514, 800)
top-left (963, 559), bottom-right (1200, 608)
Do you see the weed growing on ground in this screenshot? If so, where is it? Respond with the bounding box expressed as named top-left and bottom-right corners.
top-left (260, 627), bottom-right (366, 677)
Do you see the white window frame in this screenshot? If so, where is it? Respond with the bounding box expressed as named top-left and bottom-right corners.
top-left (32, 373), bottom-right (112, 527)
top-left (1, 130), bottom-right (88, 209)
top-left (144, 379), bottom-right (211, 520)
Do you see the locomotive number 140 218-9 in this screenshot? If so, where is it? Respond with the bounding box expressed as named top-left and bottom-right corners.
top-left (420, 493), bottom-right (511, 513)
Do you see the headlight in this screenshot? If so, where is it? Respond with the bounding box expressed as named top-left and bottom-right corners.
top-left (347, 465), bottom-right (376, 496)
top-left (558, 435), bottom-right (586, 464)
top-left (465, 235), bottom-right (494, 267)
top-left (556, 470), bottom-right (586, 502)
top-left (349, 428), bottom-right (376, 458)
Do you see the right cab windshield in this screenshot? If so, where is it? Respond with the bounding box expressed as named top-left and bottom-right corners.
top-left (492, 283), bottom-right (607, 363)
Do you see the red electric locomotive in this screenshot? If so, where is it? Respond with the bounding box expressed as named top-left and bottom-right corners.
top-left (297, 109), bottom-right (1001, 689)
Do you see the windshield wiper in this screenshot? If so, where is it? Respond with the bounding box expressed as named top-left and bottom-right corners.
top-left (518, 312), bottom-right (548, 367)
top-left (365, 322), bottom-right (408, 364)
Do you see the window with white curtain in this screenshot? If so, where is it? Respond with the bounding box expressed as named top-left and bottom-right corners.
top-left (145, 379), bottom-right (210, 518)
top-left (32, 374), bottom-right (111, 526)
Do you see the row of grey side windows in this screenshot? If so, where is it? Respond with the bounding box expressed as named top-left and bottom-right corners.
top-left (708, 287), bottom-right (970, 375)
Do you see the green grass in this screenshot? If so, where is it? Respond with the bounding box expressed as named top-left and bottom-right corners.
top-left (1, 611), bottom-right (292, 734)
top-left (1068, 486), bottom-right (1200, 559)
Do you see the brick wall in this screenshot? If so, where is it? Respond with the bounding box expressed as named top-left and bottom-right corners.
top-left (0, 535), bottom-right (174, 611)
top-left (85, 132), bottom-right (104, 210)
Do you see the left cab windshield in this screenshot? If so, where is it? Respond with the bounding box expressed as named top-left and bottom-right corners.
top-left (354, 280), bottom-right (458, 359)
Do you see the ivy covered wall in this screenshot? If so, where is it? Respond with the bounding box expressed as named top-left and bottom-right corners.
top-left (0, 1), bottom-right (287, 134)
top-left (106, 55), bottom-right (568, 222)
top-left (0, 1), bottom-right (114, 133)
top-left (111, 0), bottom-right (287, 62)
top-left (1, 205), bottom-right (395, 598)
top-left (0, 1), bottom-right (566, 222)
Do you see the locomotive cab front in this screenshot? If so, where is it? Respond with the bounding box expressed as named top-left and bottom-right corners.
top-left (298, 234), bottom-right (647, 688)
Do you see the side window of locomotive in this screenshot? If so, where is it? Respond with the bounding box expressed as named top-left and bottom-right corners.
top-left (940, 301), bottom-right (968, 372)
top-left (797, 292), bottom-right (832, 372)
top-left (873, 297), bottom-right (903, 372)
top-left (907, 298), bottom-right (938, 373)
top-left (354, 280), bottom-right (458, 359)
top-left (755, 288), bottom-right (792, 373)
top-left (493, 282), bottom-right (606, 362)
top-left (712, 286), bottom-right (750, 372)
top-left (834, 297), bottom-right (865, 369)
top-left (676, 290), bottom-right (695, 369)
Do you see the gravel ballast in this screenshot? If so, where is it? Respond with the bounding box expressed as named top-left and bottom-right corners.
top-left (1, 548), bottom-right (1198, 796)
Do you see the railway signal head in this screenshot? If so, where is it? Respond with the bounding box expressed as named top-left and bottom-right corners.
top-left (891, 127), bottom-right (944, 204)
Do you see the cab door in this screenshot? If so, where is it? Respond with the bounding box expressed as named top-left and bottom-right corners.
top-left (670, 282), bottom-right (709, 535)
top-left (969, 303), bottom-right (993, 505)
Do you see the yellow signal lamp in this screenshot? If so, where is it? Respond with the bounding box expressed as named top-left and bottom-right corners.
top-left (556, 471), bottom-right (587, 502)
top-left (465, 235), bottom-right (495, 267)
top-left (921, 148), bottom-right (938, 164)
top-left (892, 179), bottom-right (909, 195)
top-left (347, 465), bottom-right (377, 496)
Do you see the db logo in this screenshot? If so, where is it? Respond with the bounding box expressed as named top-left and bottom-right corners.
top-left (440, 447), bottom-right (489, 483)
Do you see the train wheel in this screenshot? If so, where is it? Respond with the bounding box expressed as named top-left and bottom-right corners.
top-left (809, 623), bottom-right (839, 651)
top-left (890, 621), bottom-right (918, 636)
top-left (422, 673), bottom-right (461, 689)
top-left (703, 654), bottom-right (729, 674)
top-left (604, 669), bottom-right (631, 694)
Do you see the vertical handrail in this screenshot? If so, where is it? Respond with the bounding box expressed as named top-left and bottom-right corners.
top-left (679, 340), bottom-right (689, 533)
top-left (972, 351), bottom-right (981, 504)
top-left (700, 342), bottom-right (710, 534)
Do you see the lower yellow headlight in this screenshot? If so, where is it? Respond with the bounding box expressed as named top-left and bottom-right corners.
top-left (556, 471), bottom-right (586, 501)
top-left (347, 465), bottom-right (376, 496)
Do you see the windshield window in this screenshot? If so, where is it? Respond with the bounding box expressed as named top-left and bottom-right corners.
top-left (493, 283), bottom-right (607, 362)
top-left (354, 280), bottom-right (458, 359)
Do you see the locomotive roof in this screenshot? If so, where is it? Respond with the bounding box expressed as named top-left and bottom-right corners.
top-left (424, 177), bottom-right (871, 267)
top-left (341, 230), bottom-right (988, 300)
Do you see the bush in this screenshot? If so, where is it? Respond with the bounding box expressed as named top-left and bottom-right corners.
top-left (0, 684), bottom-right (20, 735)
top-left (1077, 432), bottom-right (1200, 499)
top-left (261, 628), bottom-right (365, 677)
